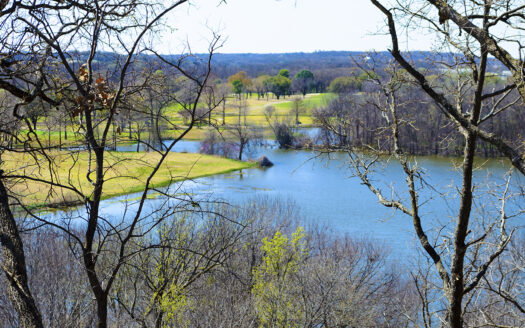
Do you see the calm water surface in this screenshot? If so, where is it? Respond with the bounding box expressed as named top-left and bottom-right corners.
top-left (52, 135), bottom-right (524, 260)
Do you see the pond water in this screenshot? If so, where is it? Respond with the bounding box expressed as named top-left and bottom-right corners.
top-left (49, 131), bottom-right (524, 260)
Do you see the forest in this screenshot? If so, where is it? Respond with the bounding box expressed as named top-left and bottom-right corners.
top-left (0, 1), bottom-right (524, 328)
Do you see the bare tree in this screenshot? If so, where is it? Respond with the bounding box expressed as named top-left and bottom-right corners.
top-left (0, 1), bottom-right (225, 327)
top-left (201, 75), bottom-right (222, 127)
top-left (362, 3), bottom-right (525, 326)
top-left (227, 124), bottom-right (262, 160)
top-left (318, 50), bottom-right (523, 327)
top-left (290, 96), bottom-right (305, 125)
top-left (217, 82), bottom-right (231, 126)
top-left (371, 0), bottom-right (525, 174)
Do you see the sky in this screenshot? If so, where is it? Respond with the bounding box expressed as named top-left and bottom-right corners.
top-left (157, 0), bottom-right (436, 54)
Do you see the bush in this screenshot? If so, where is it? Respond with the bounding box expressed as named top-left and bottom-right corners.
top-left (273, 121), bottom-right (295, 149)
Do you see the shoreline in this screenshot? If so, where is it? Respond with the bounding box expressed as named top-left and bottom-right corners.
top-left (6, 151), bottom-right (257, 214)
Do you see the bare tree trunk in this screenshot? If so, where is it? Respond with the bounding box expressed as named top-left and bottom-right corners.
top-left (238, 105), bottom-right (241, 125)
top-left (112, 124), bottom-right (117, 150)
top-left (94, 294), bottom-right (108, 328)
top-left (136, 131), bottom-right (141, 152)
top-left (208, 100), bottom-right (212, 126)
top-left (222, 98), bottom-right (226, 125)
top-left (83, 143), bottom-right (108, 328)
top-left (58, 120), bottom-right (62, 150)
top-left (0, 174), bottom-right (43, 328)
top-left (128, 113), bottom-right (133, 140)
top-left (238, 141), bottom-right (244, 160)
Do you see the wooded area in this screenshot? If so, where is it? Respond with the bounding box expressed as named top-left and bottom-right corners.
top-left (0, 0), bottom-right (523, 327)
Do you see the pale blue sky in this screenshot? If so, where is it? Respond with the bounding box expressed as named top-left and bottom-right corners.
top-left (157, 0), bottom-right (435, 54)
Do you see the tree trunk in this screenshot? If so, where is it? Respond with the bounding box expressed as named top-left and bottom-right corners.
top-left (128, 114), bottom-right (132, 140)
top-left (0, 174), bottom-right (44, 328)
top-left (448, 131), bottom-right (477, 328)
top-left (208, 104), bottom-right (212, 127)
top-left (154, 310), bottom-right (164, 328)
top-left (112, 124), bottom-right (117, 151)
top-left (82, 140), bottom-right (109, 328)
top-left (58, 120), bottom-right (62, 150)
top-left (94, 294), bottom-right (108, 328)
top-left (222, 99), bottom-right (226, 126)
top-left (238, 142), bottom-right (244, 160)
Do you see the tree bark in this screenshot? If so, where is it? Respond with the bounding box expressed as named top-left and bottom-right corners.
top-left (0, 173), bottom-right (43, 328)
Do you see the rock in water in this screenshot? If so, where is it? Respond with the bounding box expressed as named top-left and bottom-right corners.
top-left (257, 156), bottom-right (273, 167)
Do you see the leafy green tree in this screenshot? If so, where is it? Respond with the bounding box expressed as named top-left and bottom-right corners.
top-left (328, 76), bottom-right (361, 94)
top-left (252, 227), bottom-right (307, 328)
top-left (293, 70), bottom-right (314, 96)
top-left (357, 71), bottom-right (380, 85)
top-left (231, 80), bottom-right (244, 98)
top-left (149, 225), bottom-right (191, 328)
top-left (278, 69), bottom-right (290, 78)
top-left (265, 75), bottom-right (291, 100)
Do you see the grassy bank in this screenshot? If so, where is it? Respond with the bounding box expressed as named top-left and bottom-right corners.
top-left (3, 150), bottom-right (255, 208)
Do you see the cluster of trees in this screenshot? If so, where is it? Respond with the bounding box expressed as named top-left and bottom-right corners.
top-left (227, 69), bottom-right (317, 99)
top-left (327, 71), bottom-right (379, 94)
top-left (209, 51), bottom-right (506, 83)
top-left (199, 126), bottom-right (263, 161)
top-left (316, 1), bottom-right (525, 328)
top-left (1, 197), bottom-right (522, 327)
top-left (315, 69), bottom-right (525, 157)
top-left (0, 1), bottom-right (523, 328)
top-left (0, 1), bottom-right (227, 327)
top-left (0, 198), bottom-right (424, 327)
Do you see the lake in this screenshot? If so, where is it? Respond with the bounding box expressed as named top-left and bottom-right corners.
top-left (49, 135), bottom-right (524, 260)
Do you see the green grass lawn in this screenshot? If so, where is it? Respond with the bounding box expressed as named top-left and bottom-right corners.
top-left (12, 93), bottom-right (333, 150)
top-left (3, 150), bottom-right (254, 208)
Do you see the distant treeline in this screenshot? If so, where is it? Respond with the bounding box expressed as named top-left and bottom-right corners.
top-left (313, 79), bottom-right (525, 157)
top-left (65, 51), bottom-right (507, 93)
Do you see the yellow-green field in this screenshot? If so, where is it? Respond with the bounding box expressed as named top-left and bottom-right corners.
top-left (3, 150), bottom-right (254, 208)
top-left (9, 94), bottom-right (332, 157)
top-left (18, 93), bottom-right (334, 148)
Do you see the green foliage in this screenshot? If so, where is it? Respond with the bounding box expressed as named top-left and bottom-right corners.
top-left (485, 73), bottom-right (504, 86)
top-left (149, 223), bottom-right (191, 328)
top-left (328, 76), bottom-right (361, 93)
top-left (264, 75), bottom-right (292, 99)
top-left (156, 283), bottom-right (188, 328)
top-left (232, 80), bottom-right (244, 95)
top-left (294, 70), bottom-right (315, 95)
top-left (294, 69), bottom-right (313, 80)
top-left (357, 70), bottom-right (379, 81)
top-left (278, 69), bottom-right (290, 78)
top-left (252, 227), bottom-right (308, 327)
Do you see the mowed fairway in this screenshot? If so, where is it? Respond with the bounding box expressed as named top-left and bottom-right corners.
top-left (3, 150), bottom-right (254, 207)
